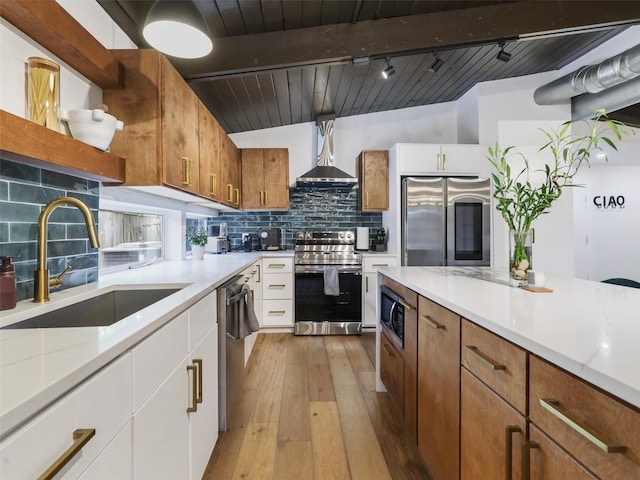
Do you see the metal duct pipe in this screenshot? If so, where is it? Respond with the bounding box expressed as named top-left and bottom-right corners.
top-left (534, 43), bottom-right (640, 105)
top-left (572, 75), bottom-right (640, 119)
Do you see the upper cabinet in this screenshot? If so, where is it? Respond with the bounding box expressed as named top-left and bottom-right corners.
top-left (428, 145), bottom-right (489, 176)
top-left (358, 150), bottom-right (389, 211)
top-left (104, 50), bottom-right (200, 194)
top-left (198, 102), bottom-right (222, 202)
top-left (241, 148), bottom-right (290, 210)
top-left (220, 134), bottom-right (241, 207)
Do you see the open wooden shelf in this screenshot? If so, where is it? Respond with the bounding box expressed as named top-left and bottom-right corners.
top-left (0, 110), bottom-right (126, 183)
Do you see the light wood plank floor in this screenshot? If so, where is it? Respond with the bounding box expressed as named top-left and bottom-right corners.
top-left (202, 333), bottom-right (430, 480)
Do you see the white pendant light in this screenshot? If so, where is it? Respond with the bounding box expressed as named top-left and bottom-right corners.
top-left (143, 0), bottom-right (213, 59)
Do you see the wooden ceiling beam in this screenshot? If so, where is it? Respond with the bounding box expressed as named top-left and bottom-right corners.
top-left (1, 0), bottom-right (123, 88)
top-left (176, 1), bottom-right (640, 81)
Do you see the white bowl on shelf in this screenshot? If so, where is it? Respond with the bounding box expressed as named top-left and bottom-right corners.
top-left (60, 108), bottom-right (124, 151)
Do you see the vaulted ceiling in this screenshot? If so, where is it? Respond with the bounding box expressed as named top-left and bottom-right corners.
top-left (98, 1), bottom-right (640, 133)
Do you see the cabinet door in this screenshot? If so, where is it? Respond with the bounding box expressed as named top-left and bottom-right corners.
top-left (262, 299), bottom-right (293, 326)
top-left (263, 273), bottom-right (293, 299)
top-left (78, 422), bottom-right (132, 480)
top-left (359, 150), bottom-right (388, 211)
top-left (190, 327), bottom-right (219, 480)
top-left (198, 103), bottom-right (222, 201)
top-left (362, 273), bottom-right (377, 327)
top-left (379, 328), bottom-right (404, 418)
top-left (161, 55), bottom-right (200, 193)
top-left (133, 356), bottom-right (190, 480)
top-left (263, 148), bottom-right (289, 209)
top-left (441, 145), bottom-right (489, 176)
top-left (220, 134), bottom-right (240, 207)
top-left (527, 425), bottom-right (598, 480)
top-left (417, 296), bottom-right (461, 480)
top-left (241, 149), bottom-right (265, 209)
top-left (460, 368), bottom-right (526, 480)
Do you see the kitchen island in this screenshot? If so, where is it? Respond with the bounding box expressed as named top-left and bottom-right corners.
top-left (378, 266), bottom-right (640, 479)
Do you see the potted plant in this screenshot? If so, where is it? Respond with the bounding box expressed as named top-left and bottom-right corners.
top-left (488, 109), bottom-right (628, 286)
top-left (187, 228), bottom-right (208, 260)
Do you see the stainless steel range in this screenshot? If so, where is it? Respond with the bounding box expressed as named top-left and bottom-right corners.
top-left (294, 231), bottom-right (362, 335)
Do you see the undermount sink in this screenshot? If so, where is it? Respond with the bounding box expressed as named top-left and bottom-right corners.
top-left (2, 287), bottom-right (183, 329)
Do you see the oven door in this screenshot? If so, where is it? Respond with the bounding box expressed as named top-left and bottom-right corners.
top-left (294, 264), bottom-right (362, 326)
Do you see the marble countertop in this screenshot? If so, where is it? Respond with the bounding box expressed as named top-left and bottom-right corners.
top-left (380, 266), bottom-right (640, 409)
top-left (0, 252), bottom-right (291, 439)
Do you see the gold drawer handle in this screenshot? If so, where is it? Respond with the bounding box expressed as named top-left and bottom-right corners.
top-left (226, 184), bottom-right (233, 202)
top-left (397, 299), bottom-right (415, 310)
top-left (504, 425), bottom-right (522, 480)
top-left (521, 441), bottom-right (539, 480)
top-left (193, 358), bottom-right (203, 404)
top-left (187, 364), bottom-right (197, 413)
top-left (264, 190), bottom-right (268, 205)
top-left (268, 310), bottom-right (285, 315)
top-left (372, 263), bottom-right (389, 267)
top-left (268, 284), bottom-right (286, 288)
top-left (209, 173), bottom-right (217, 196)
top-left (539, 399), bottom-right (627, 453)
top-left (366, 191), bottom-right (369, 207)
top-left (382, 343), bottom-right (394, 356)
top-left (422, 314), bottom-right (445, 330)
top-left (182, 157), bottom-right (191, 186)
top-left (38, 428), bottom-right (96, 480)
top-left (234, 188), bottom-right (240, 205)
top-left (268, 263), bottom-right (285, 268)
top-left (464, 345), bottom-right (506, 371)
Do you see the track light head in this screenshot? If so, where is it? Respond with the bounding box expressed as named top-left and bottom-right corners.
top-left (382, 58), bottom-right (395, 79)
top-left (496, 41), bottom-right (511, 62)
top-left (430, 56), bottom-right (444, 72)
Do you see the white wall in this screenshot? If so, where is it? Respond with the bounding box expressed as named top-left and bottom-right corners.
top-left (230, 101), bottom-right (458, 185)
top-left (457, 85), bottom-right (480, 143)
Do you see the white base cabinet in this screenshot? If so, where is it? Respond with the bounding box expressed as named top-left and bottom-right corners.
top-left (362, 255), bottom-right (397, 328)
top-left (261, 257), bottom-right (294, 327)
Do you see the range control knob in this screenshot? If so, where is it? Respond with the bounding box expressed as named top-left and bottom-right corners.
top-left (296, 231), bottom-right (304, 240)
top-left (305, 232), bottom-right (312, 240)
top-left (344, 232), bottom-right (354, 241)
top-left (260, 231), bottom-right (268, 239)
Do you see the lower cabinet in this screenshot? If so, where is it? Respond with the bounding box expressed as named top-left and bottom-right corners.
top-left (261, 258), bottom-right (294, 327)
top-left (362, 255), bottom-right (397, 328)
top-left (379, 328), bottom-right (404, 417)
top-left (0, 353), bottom-right (133, 479)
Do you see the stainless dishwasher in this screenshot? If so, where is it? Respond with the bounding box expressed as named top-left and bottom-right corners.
top-left (217, 275), bottom-right (248, 431)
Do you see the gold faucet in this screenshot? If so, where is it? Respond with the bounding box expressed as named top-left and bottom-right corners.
top-left (34, 197), bottom-right (100, 303)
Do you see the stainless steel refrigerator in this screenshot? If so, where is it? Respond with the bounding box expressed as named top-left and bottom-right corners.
top-left (401, 176), bottom-right (491, 266)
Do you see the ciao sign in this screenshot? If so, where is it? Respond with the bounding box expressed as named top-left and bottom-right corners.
top-left (593, 195), bottom-right (626, 209)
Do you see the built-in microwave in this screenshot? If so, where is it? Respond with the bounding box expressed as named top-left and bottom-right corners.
top-left (380, 285), bottom-right (405, 347)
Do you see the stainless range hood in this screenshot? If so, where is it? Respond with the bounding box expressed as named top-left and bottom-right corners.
top-left (296, 118), bottom-right (357, 187)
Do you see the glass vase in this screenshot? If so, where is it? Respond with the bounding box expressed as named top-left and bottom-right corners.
top-left (509, 229), bottom-right (533, 287)
top-left (26, 57), bottom-right (60, 131)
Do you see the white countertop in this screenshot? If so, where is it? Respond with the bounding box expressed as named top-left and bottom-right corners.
top-left (380, 267), bottom-right (640, 409)
top-left (0, 252), bottom-right (291, 439)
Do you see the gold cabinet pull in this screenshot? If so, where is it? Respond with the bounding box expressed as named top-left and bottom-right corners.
top-left (437, 153), bottom-right (441, 170)
top-left (182, 157), bottom-right (191, 185)
top-left (193, 358), bottom-right (203, 404)
top-left (539, 399), bottom-right (627, 453)
top-left (397, 299), bottom-right (415, 310)
top-left (260, 190), bottom-right (264, 206)
top-left (264, 190), bottom-right (268, 206)
top-left (504, 425), bottom-right (521, 480)
top-left (209, 173), bottom-right (217, 196)
top-left (521, 441), bottom-right (539, 480)
top-left (464, 345), bottom-right (506, 371)
top-left (382, 343), bottom-right (393, 356)
top-left (268, 310), bottom-right (286, 315)
top-left (234, 188), bottom-right (240, 205)
top-left (372, 263), bottom-right (389, 267)
top-left (38, 428), bottom-right (96, 480)
top-left (268, 263), bottom-right (285, 268)
top-left (186, 364), bottom-right (197, 413)
top-left (422, 314), bottom-right (446, 330)
top-left (442, 153), bottom-right (447, 170)
top-left (256, 264), bottom-right (261, 282)
top-left (268, 284), bottom-right (286, 289)
top-left (226, 184), bottom-right (233, 202)
top-left (366, 191), bottom-right (369, 207)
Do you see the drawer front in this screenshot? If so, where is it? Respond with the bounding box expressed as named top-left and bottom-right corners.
top-left (363, 256), bottom-right (397, 272)
top-left (262, 257), bottom-right (293, 273)
top-left (262, 299), bottom-right (293, 326)
top-left (133, 311), bottom-right (189, 411)
top-left (381, 275), bottom-right (417, 308)
top-left (461, 319), bottom-right (527, 414)
top-left (529, 356), bottom-right (640, 479)
top-left (0, 353), bottom-right (132, 480)
top-left (380, 329), bottom-right (404, 417)
top-left (528, 424), bottom-right (597, 480)
top-left (262, 273), bottom-right (293, 299)
top-left (189, 290), bottom-right (217, 348)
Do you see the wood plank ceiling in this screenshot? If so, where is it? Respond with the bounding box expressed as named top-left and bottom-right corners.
top-left (98, 1), bottom-right (640, 133)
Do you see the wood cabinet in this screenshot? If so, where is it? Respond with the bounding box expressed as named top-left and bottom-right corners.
top-left (105, 50), bottom-right (202, 194)
top-left (0, 353), bottom-right (133, 479)
top-left (417, 295), bottom-right (460, 480)
top-left (362, 256), bottom-right (397, 328)
top-left (220, 133), bottom-right (241, 207)
top-left (379, 275), bottom-right (418, 440)
top-left (380, 328), bottom-right (405, 417)
top-left (460, 319), bottom-right (528, 479)
top-left (198, 102), bottom-right (222, 202)
top-left (529, 355), bottom-right (640, 480)
top-left (358, 150), bottom-right (389, 211)
top-left (242, 148), bottom-right (290, 210)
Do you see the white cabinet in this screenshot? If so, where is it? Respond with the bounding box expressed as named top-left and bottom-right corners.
top-left (261, 257), bottom-right (294, 327)
top-left (0, 353), bottom-right (133, 480)
top-left (362, 255), bottom-right (397, 328)
top-left (132, 291), bottom-right (219, 480)
top-left (77, 422), bottom-right (132, 480)
top-left (425, 144), bottom-right (488, 175)
top-left (241, 261), bottom-right (262, 364)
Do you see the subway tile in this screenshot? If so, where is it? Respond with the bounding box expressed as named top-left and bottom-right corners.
top-left (69, 253), bottom-right (98, 270)
top-left (9, 183), bottom-right (62, 205)
top-left (0, 160), bottom-right (40, 184)
top-left (0, 201), bottom-right (41, 222)
top-left (47, 240), bottom-right (87, 258)
top-left (48, 205), bottom-right (98, 224)
top-left (0, 181), bottom-right (7, 201)
top-left (0, 242), bottom-right (35, 262)
top-left (9, 223), bottom-right (40, 242)
top-left (16, 280), bottom-right (33, 302)
top-left (0, 223), bottom-right (8, 243)
top-left (42, 170), bottom-right (89, 192)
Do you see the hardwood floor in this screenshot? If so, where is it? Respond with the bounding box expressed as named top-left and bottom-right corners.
top-left (202, 333), bottom-right (430, 480)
